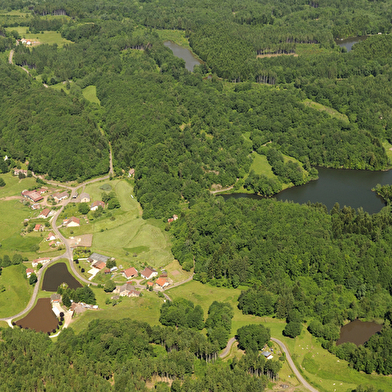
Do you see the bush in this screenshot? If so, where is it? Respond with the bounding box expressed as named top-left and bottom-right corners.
top-left (283, 322), bottom-right (302, 338)
top-left (104, 280), bottom-right (116, 292)
top-left (0, 178), bottom-right (5, 187)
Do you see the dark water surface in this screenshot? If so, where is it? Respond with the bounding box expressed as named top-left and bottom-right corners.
top-left (16, 298), bottom-right (58, 333)
top-left (42, 262), bottom-right (82, 291)
top-left (337, 319), bottom-right (382, 346)
top-left (222, 167), bottom-right (392, 214)
top-left (163, 41), bottom-right (201, 71)
top-left (336, 36), bottom-right (367, 52)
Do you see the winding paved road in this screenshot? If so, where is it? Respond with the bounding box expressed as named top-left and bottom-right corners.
top-left (219, 337), bottom-right (318, 392)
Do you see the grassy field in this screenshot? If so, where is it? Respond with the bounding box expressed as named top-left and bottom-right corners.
top-left (60, 180), bottom-right (174, 271)
top-left (69, 289), bottom-right (163, 334)
top-left (0, 200), bottom-right (40, 259)
top-left (82, 85), bottom-right (100, 105)
top-left (296, 43), bottom-right (340, 56)
top-left (0, 264), bottom-right (32, 318)
top-left (249, 152), bottom-right (275, 179)
top-left (303, 99), bottom-right (349, 123)
top-left (0, 173), bottom-right (36, 198)
top-left (5, 26), bottom-right (73, 47)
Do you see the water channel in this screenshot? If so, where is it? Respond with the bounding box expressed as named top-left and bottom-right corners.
top-left (164, 41), bottom-right (201, 72)
top-left (223, 167), bottom-right (392, 214)
top-left (336, 36), bottom-right (367, 52)
top-left (42, 262), bottom-right (82, 291)
top-left (337, 319), bottom-right (382, 346)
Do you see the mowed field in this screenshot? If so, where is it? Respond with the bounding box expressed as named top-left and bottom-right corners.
top-left (69, 288), bottom-right (163, 334)
top-left (60, 179), bottom-right (174, 271)
top-left (0, 172), bottom-right (36, 198)
top-left (0, 199), bottom-right (39, 259)
top-left (0, 264), bottom-right (32, 318)
top-left (82, 85), bottom-right (100, 105)
top-left (5, 26), bottom-right (73, 47)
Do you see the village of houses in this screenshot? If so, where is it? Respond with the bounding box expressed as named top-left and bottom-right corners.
top-left (13, 168), bottom-right (175, 327)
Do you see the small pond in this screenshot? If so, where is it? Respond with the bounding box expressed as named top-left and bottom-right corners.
top-left (42, 262), bottom-right (82, 291)
top-left (336, 36), bottom-right (367, 52)
top-left (336, 319), bottom-right (382, 346)
top-left (16, 298), bottom-right (58, 333)
top-left (164, 41), bottom-right (201, 72)
top-left (222, 167), bottom-right (392, 214)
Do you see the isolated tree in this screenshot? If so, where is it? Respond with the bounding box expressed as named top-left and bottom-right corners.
top-left (283, 322), bottom-right (302, 338)
top-left (0, 178), bottom-right (5, 187)
top-left (29, 273), bottom-right (37, 285)
top-left (62, 292), bottom-right (71, 307)
top-left (104, 280), bottom-right (116, 292)
top-left (78, 202), bottom-right (90, 215)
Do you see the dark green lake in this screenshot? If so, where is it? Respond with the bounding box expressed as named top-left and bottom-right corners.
top-left (223, 167), bottom-right (392, 214)
top-left (336, 36), bottom-right (367, 52)
top-left (163, 41), bottom-right (201, 72)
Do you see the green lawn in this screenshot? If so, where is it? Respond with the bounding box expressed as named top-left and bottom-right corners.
top-left (5, 27), bottom-right (73, 47)
top-left (0, 264), bottom-right (33, 318)
top-left (303, 99), bottom-right (349, 124)
top-left (0, 173), bottom-right (37, 198)
top-left (82, 85), bottom-right (100, 105)
top-left (69, 289), bottom-right (163, 334)
top-left (249, 152), bottom-right (275, 179)
top-left (0, 200), bottom-right (41, 258)
top-left (61, 180), bottom-right (174, 271)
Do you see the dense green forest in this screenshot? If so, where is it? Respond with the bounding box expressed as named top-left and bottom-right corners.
top-left (0, 318), bottom-right (275, 391)
top-left (3, 0), bottom-right (392, 386)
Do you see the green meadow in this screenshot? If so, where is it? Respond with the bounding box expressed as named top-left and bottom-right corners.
top-left (303, 99), bottom-right (349, 123)
top-left (60, 179), bottom-right (174, 272)
top-left (69, 289), bottom-right (163, 334)
top-left (0, 173), bottom-right (36, 198)
top-left (0, 264), bottom-right (32, 318)
top-left (5, 26), bottom-right (73, 47)
top-left (82, 85), bottom-right (100, 104)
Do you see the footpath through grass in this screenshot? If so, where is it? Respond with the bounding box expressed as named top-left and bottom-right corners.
top-left (303, 99), bottom-right (349, 124)
top-left (0, 264), bottom-right (32, 318)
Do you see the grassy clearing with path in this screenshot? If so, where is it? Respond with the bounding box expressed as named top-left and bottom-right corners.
top-left (303, 99), bottom-right (349, 124)
top-left (61, 179), bottom-right (174, 271)
top-left (0, 200), bottom-right (39, 259)
top-left (0, 264), bottom-right (32, 318)
top-left (82, 85), bottom-right (100, 105)
top-left (5, 26), bottom-right (73, 47)
top-left (69, 289), bottom-right (163, 334)
top-left (286, 327), bottom-right (392, 392)
top-left (0, 173), bottom-right (36, 198)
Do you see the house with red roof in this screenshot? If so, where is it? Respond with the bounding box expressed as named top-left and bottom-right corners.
top-left (34, 224), bottom-right (42, 232)
top-left (123, 267), bottom-right (138, 279)
top-left (63, 217), bottom-right (80, 227)
top-left (155, 277), bottom-right (169, 288)
top-left (22, 190), bottom-right (43, 202)
top-left (38, 208), bottom-right (51, 219)
top-left (46, 232), bottom-right (56, 241)
top-left (26, 268), bottom-right (34, 278)
top-left (141, 267), bottom-right (158, 280)
top-left (92, 260), bottom-right (106, 270)
top-left (90, 200), bottom-right (105, 211)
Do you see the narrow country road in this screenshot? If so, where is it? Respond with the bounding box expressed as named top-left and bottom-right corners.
top-left (219, 337), bottom-right (237, 358)
top-left (219, 337), bottom-right (319, 392)
top-left (8, 49), bottom-right (14, 64)
top-left (271, 337), bottom-right (318, 392)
